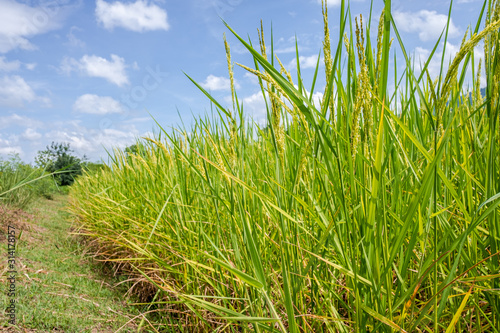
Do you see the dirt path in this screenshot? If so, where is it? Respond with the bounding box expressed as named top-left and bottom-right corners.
top-left (1, 195), bottom-right (145, 332)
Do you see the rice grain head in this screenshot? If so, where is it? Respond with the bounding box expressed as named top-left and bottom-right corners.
top-left (440, 18), bottom-right (500, 117)
top-left (224, 33), bottom-right (236, 112)
top-left (322, 0), bottom-right (335, 122)
top-left (351, 15), bottom-right (373, 159)
top-left (223, 33), bottom-right (238, 169)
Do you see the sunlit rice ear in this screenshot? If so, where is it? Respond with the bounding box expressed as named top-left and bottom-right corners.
top-left (351, 15), bottom-right (372, 160)
top-left (223, 33), bottom-right (238, 169)
top-left (321, 0), bottom-right (335, 123)
top-left (374, 9), bottom-right (384, 94)
top-left (474, 59), bottom-right (483, 108)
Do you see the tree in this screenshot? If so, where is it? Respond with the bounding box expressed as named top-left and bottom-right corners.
top-left (124, 144), bottom-right (138, 157)
top-left (35, 142), bottom-right (83, 186)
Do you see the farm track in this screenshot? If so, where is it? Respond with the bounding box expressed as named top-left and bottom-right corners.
top-left (0, 195), bottom-right (144, 332)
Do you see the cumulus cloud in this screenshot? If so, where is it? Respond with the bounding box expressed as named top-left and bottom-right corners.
top-left (0, 0), bottom-right (73, 53)
top-left (0, 75), bottom-right (35, 107)
top-left (21, 128), bottom-right (42, 141)
top-left (413, 42), bottom-right (460, 74)
top-left (0, 145), bottom-right (22, 156)
top-left (394, 10), bottom-right (459, 42)
top-left (241, 87), bottom-right (324, 125)
top-left (44, 125), bottom-right (140, 158)
top-left (61, 54), bottom-right (129, 86)
top-left (274, 46), bottom-right (297, 54)
top-left (0, 113), bottom-right (42, 130)
top-left (73, 94), bottom-right (124, 114)
top-left (0, 133), bottom-right (23, 157)
top-left (44, 129), bottom-right (94, 153)
top-left (411, 41), bottom-right (485, 88)
top-left (0, 57), bottom-right (37, 72)
top-left (67, 26), bottom-right (85, 48)
top-left (288, 55), bottom-right (321, 69)
top-left (201, 74), bottom-right (239, 91)
top-left (242, 91), bottom-right (268, 124)
top-left (0, 117), bottom-right (146, 162)
top-left (244, 72), bottom-right (259, 85)
top-left (0, 56), bottom-right (20, 71)
top-left (95, 0), bottom-right (170, 32)
top-left (310, 91), bottom-right (324, 108)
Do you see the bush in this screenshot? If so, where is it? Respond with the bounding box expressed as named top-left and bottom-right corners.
top-left (0, 155), bottom-right (58, 208)
top-left (31, 175), bottom-right (59, 200)
top-left (36, 142), bottom-right (83, 186)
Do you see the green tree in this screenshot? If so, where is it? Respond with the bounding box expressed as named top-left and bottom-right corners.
top-left (35, 142), bottom-right (83, 186)
top-left (124, 144), bottom-right (138, 157)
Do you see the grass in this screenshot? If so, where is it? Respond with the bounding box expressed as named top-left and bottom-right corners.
top-left (0, 155), bottom-right (60, 209)
top-left (1, 195), bottom-right (147, 332)
top-left (68, 0), bottom-right (500, 331)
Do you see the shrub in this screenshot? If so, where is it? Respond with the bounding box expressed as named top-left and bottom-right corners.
top-left (36, 142), bottom-right (83, 186)
top-left (0, 155), bottom-right (57, 208)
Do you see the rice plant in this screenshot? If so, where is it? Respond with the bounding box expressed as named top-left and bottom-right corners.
top-left (69, 0), bottom-right (500, 331)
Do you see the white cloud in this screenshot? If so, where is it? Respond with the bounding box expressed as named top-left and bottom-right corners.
top-left (243, 91), bottom-right (268, 124)
top-left (412, 41), bottom-right (486, 89)
top-left (95, 0), bottom-right (170, 32)
top-left (61, 54), bottom-right (129, 86)
top-left (241, 87), bottom-right (323, 125)
top-left (0, 56), bottom-right (20, 71)
top-left (310, 91), bottom-right (324, 108)
top-left (0, 118), bottom-right (146, 162)
top-left (73, 94), bottom-right (124, 114)
top-left (21, 128), bottom-right (42, 141)
top-left (244, 72), bottom-right (259, 85)
top-left (0, 133), bottom-right (23, 158)
top-left (275, 46), bottom-right (297, 54)
top-left (201, 74), bottom-right (239, 91)
top-left (0, 145), bottom-right (22, 156)
top-left (413, 46), bottom-right (430, 64)
top-left (44, 130), bottom-right (94, 153)
top-left (288, 55), bottom-right (321, 70)
top-left (67, 26), bottom-right (85, 48)
top-left (394, 10), bottom-right (459, 42)
top-left (44, 125), bottom-right (139, 158)
top-left (0, 0), bottom-right (71, 53)
top-left (0, 113), bottom-right (42, 130)
top-left (0, 57), bottom-right (36, 72)
top-left (414, 42), bottom-right (462, 76)
top-left (0, 75), bottom-right (35, 107)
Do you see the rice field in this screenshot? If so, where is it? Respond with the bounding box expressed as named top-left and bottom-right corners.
top-left (68, 0), bottom-right (500, 331)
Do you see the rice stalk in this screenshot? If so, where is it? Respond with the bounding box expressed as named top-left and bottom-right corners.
top-left (68, 1), bottom-right (500, 331)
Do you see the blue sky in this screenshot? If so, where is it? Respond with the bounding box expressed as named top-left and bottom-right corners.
top-left (0, 0), bottom-right (485, 163)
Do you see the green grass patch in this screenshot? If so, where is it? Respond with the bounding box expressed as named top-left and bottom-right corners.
top-left (1, 195), bottom-right (150, 332)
